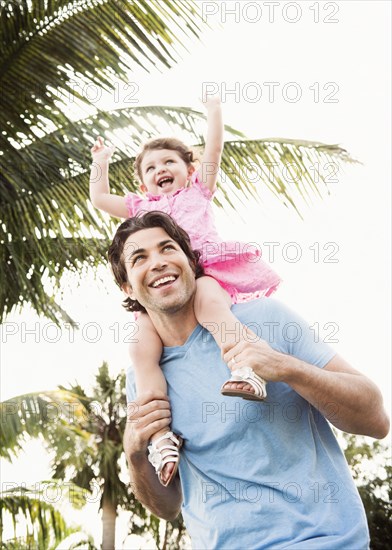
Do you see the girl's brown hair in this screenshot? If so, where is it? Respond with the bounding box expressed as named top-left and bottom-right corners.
top-left (134, 137), bottom-right (194, 182)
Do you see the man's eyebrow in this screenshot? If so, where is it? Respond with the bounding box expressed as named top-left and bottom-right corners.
top-left (159, 239), bottom-right (176, 247)
top-left (128, 239), bottom-right (176, 259)
top-left (129, 247), bottom-right (145, 259)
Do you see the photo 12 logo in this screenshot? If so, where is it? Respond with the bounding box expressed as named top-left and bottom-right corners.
top-left (201, 2), bottom-right (340, 24)
top-left (202, 81), bottom-right (340, 104)
top-left (0, 321), bottom-right (140, 344)
top-left (201, 479), bottom-right (340, 504)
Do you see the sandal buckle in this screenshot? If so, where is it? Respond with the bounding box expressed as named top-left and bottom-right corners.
top-left (148, 446), bottom-right (163, 472)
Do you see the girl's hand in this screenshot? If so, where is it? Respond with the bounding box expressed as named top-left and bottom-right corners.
top-left (201, 91), bottom-right (221, 110)
top-left (91, 136), bottom-right (115, 163)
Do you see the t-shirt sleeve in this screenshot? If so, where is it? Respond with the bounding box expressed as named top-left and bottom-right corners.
top-left (191, 171), bottom-right (215, 200)
top-left (124, 192), bottom-right (146, 217)
top-left (258, 299), bottom-right (336, 369)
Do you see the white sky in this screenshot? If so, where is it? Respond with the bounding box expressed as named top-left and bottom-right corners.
top-left (1, 1), bottom-right (391, 547)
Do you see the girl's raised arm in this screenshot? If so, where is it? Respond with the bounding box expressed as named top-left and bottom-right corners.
top-left (89, 137), bottom-right (129, 218)
top-left (199, 94), bottom-right (224, 193)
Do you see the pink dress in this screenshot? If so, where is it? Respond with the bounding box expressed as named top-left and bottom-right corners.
top-left (125, 172), bottom-right (281, 302)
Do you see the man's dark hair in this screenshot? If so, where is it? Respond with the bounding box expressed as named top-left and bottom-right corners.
top-left (108, 211), bottom-right (204, 313)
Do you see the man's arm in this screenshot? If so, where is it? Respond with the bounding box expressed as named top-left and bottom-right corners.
top-left (280, 353), bottom-right (389, 438)
top-left (223, 330), bottom-right (390, 439)
top-left (124, 391), bottom-right (183, 520)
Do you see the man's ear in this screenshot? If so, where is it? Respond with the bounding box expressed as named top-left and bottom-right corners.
top-left (121, 282), bottom-right (135, 301)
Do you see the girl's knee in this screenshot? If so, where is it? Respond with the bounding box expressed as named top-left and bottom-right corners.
top-left (195, 276), bottom-right (232, 310)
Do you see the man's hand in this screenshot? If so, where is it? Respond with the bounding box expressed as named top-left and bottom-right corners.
top-left (91, 136), bottom-right (115, 164)
top-left (222, 326), bottom-right (286, 383)
top-left (123, 390), bottom-right (182, 520)
top-left (124, 390), bottom-right (172, 460)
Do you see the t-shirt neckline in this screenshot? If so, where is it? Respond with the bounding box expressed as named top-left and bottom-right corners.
top-left (162, 324), bottom-right (203, 356)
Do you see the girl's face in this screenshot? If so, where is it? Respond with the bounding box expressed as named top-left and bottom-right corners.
top-left (140, 149), bottom-right (194, 196)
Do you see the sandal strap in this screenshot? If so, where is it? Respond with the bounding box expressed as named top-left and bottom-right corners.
top-left (152, 431), bottom-right (180, 447)
top-left (229, 367), bottom-right (267, 398)
top-left (148, 431), bottom-right (181, 474)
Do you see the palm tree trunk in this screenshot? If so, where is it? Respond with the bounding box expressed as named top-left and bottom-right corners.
top-left (101, 494), bottom-right (117, 550)
top-left (162, 522), bottom-right (169, 550)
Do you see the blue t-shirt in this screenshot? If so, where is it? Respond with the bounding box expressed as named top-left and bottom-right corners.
top-left (126, 298), bottom-right (369, 549)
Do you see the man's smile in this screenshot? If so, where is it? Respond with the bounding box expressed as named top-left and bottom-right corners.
top-left (149, 274), bottom-right (178, 289)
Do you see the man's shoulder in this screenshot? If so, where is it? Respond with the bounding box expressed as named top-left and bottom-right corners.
top-left (231, 297), bottom-right (306, 342)
top-left (232, 297), bottom-right (289, 318)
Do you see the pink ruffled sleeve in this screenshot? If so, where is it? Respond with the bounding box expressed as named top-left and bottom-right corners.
top-left (124, 192), bottom-right (147, 217)
top-left (191, 171), bottom-right (214, 200)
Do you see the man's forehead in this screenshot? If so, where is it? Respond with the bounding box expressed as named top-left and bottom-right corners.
top-left (123, 226), bottom-right (173, 254)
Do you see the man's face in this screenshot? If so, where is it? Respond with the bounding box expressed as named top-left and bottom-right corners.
top-left (122, 227), bottom-right (197, 314)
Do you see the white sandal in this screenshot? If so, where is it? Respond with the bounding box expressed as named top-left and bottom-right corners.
top-left (147, 431), bottom-right (183, 487)
top-left (221, 367), bottom-right (267, 401)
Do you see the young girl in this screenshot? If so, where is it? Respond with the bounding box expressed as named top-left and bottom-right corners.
top-left (89, 96), bottom-right (281, 486)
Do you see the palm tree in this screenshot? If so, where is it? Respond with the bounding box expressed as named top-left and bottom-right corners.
top-left (0, 0), bottom-right (355, 325)
top-left (0, 481), bottom-right (95, 549)
top-left (342, 434), bottom-right (392, 549)
top-left (0, 362), bottom-right (179, 549)
top-left (0, 0), bottom-right (205, 324)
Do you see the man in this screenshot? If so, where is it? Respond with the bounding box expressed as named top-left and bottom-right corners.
top-left (109, 211), bottom-right (389, 549)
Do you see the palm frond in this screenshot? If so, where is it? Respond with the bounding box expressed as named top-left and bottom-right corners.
top-left (0, 105), bottom-right (244, 324)
top-left (0, 390), bottom-right (90, 460)
top-left (0, 0), bottom-right (358, 325)
top-left (1, 235), bottom-right (111, 325)
top-left (0, 0), bottom-right (208, 326)
top-left (0, 483), bottom-right (75, 549)
top-left (2, 364), bottom-right (133, 516)
top-left (219, 138), bottom-right (358, 214)
top-left (0, 0), bottom-right (204, 144)
top-left (0, 101), bottom-right (356, 323)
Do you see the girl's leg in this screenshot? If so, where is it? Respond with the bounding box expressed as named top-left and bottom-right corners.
top-left (130, 313), bottom-right (179, 485)
top-left (130, 312), bottom-right (166, 397)
top-left (193, 276), bottom-right (260, 396)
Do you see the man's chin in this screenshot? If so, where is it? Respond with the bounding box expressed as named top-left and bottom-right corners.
top-left (145, 294), bottom-right (192, 315)
top-left (157, 300), bottom-right (187, 314)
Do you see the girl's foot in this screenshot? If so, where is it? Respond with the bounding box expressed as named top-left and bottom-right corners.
top-left (221, 367), bottom-right (267, 401)
top-left (147, 431), bottom-right (183, 486)
top-left (222, 380), bottom-right (254, 394)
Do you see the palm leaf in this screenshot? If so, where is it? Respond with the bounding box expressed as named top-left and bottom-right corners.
top-left (0, 390), bottom-right (90, 460)
top-left (0, 0), bottom-right (204, 145)
top-left (1, 0), bottom-right (207, 324)
top-left (0, 482), bottom-right (89, 549)
top-left (0, 102), bottom-right (356, 323)
top-left (0, 1), bottom-right (359, 324)
top-left (219, 138), bottom-right (357, 213)
top-left (1, 365), bottom-right (135, 519)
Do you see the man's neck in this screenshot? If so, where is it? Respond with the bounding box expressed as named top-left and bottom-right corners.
top-left (147, 303), bottom-right (199, 347)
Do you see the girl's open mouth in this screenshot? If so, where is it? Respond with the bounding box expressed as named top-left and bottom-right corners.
top-left (157, 177), bottom-right (174, 188)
